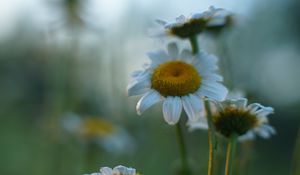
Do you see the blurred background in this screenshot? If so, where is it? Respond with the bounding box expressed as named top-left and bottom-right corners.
top-left (0, 0), bottom-right (299, 175)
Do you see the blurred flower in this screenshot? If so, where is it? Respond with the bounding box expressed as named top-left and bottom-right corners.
top-left (153, 6), bottom-right (233, 39)
top-left (189, 98), bottom-right (276, 141)
top-left (84, 165), bottom-right (138, 175)
top-left (127, 42), bottom-right (227, 125)
top-left (61, 113), bottom-right (136, 154)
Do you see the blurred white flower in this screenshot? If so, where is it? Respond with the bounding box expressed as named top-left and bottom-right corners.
top-left (152, 6), bottom-right (233, 38)
top-left (127, 42), bottom-right (227, 125)
top-left (61, 113), bottom-right (136, 154)
top-left (84, 165), bottom-right (137, 175)
top-left (189, 98), bottom-right (276, 141)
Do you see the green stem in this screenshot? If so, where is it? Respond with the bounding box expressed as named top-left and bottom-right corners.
top-left (205, 100), bottom-right (216, 175)
top-left (225, 134), bottom-right (238, 175)
top-left (189, 35), bottom-right (216, 175)
top-left (189, 36), bottom-right (199, 54)
top-left (176, 122), bottom-right (190, 175)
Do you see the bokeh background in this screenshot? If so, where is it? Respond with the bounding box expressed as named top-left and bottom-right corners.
top-left (0, 0), bottom-right (299, 175)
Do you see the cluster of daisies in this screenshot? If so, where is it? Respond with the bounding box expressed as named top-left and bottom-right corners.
top-left (85, 6), bottom-right (275, 175)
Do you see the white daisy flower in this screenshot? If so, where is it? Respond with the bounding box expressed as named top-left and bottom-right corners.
top-left (153, 6), bottom-right (232, 38)
top-left (191, 6), bottom-right (233, 29)
top-left (84, 165), bottom-right (137, 175)
top-left (188, 98), bottom-right (276, 141)
top-left (127, 42), bottom-right (228, 125)
top-left (61, 113), bottom-right (136, 154)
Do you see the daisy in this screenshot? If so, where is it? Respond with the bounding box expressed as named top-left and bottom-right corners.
top-left (127, 42), bottom-right (228, 125)
top-left (154, 6), bottom-right (232, 38)
top-left (61, 113), bottom-right (136, 154)
top-left (189, 98), bottom-right (276, 141)
top-left (84, 165), bottom-right (137, 175)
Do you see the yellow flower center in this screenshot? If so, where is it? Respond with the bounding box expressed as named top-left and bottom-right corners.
top-left (80, 118), bottom-right (116, 138)
top-left (151, 61), bottom-right (201, 96)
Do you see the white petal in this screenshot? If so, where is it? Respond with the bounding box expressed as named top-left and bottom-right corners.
top-left (127, 79), bottom-right (150, 96)
top-left (238, 131), bottom-right (255, 141)
top-left (187, 113), bottom-right (208, 131)
top-left (193, 52), bottom-right (219, 75)
top-left (147, 50), bottom-right (170, 64)
top-left (255, 107), bottom-right (274, 118)
top-left (100, 167), bottom-right (113, 175)
top-left (167, 42), bottom-right (179, 59)
top-left (221, 98), bottom-right (248, 110)
top-left (180, 49), bottom-right (193, 63)
top-left (165, 22), bottom-right (182, 29)
top-left (203, 73), bottom-right (223, 82)
top-left (136, 90), bottom-right (161, 115)
top-left (113, 165), bottom-right (136, 175)
top-left (191, 12), bottom-right (205, 19)
top-left (130, 70), bottom-right (143, 78)
top-left (197, 81), bottom-right (228, 101)
top-left (255, 124), bottom-right (276, 139)
top-left (163, 96), bottom-right (182, 125)
top-left (246, 103), bottom-right (263, 113)
top-left (182, 94), bottom-right (203, 122)
top-left (176, 15), bottom-right (187, 23)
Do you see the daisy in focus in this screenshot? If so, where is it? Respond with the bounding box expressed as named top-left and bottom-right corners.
top-left (127, 42), bottom-right (228, 125)
top-left (154, 6), bottom-right (233, 39)
top-left (189, 98), bottom-right (276, 141)
top-left (84, 165), bottom-right (138, 175)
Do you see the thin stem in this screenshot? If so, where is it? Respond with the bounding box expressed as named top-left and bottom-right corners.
top-left (176, 122), bottom-right (190, 175)
top-left (189, 36), bottom-right (199, 54)
top-left (225, 134), bottom-right (238, 175)
top-left (205, 100), bottom-right (216, 175)
top-left (189, 35), bottom-right (216, 175)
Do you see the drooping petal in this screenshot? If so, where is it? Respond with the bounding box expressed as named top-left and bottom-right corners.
top-left (163, 96), bottom-right (182, 125)
top-left (147, 50), bottom-right (170, 65)
top-left (197, 80), bottom-right (228, 101)
top-left (136, 90), bottom-right (161, 115)
top-left (182, 94), bottom-right (203, 122)
top-left (100, 167), bottom-right (113, 175)
top-left (254, 124), bottom-right (276, 139)
top-left (127, 79), bottom-right (150, 96)
top-left (187, 111), bottom-right (208, 131)
top-left (238, 131), bottom-right (256, 141)
top-left (167, 42), bottom-right (179, 59)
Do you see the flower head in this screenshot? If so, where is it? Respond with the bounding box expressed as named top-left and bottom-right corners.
top-left (154, 6), bottom-right (233, 38)
top-left (84, 165), bottom-right (137, 175)
top-left (127, 42), bottom-right (227, 125)
top-left (61, 113), bottom-right (136, 154)
top-left (189, 98), bottom-right (276, 141)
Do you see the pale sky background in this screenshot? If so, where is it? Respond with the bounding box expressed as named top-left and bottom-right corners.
top-left (2, 0), bottom-right (299, 106)
top-left (0, 0), bottom-right (259, 39)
